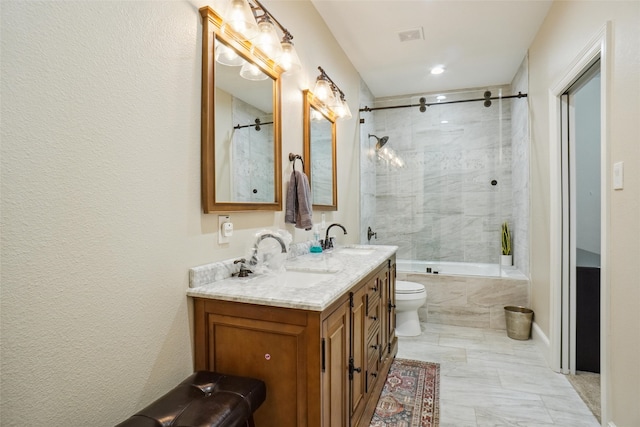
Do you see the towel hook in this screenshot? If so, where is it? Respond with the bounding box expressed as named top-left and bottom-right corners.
top-left (288, 153), bottom-right (304, 171)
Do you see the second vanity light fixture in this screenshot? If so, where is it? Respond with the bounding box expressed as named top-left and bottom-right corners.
top-left (217, 0), bottom-right (302, 78)
top-left (312, 66), bottom-right (352, 120)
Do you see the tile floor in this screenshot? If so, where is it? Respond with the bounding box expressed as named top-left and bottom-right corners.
top-left (396, 322), bottom-right (601, 426)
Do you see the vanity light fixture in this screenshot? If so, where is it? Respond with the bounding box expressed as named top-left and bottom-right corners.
top-left (313, 66), bottom-right (352, 120)
top-left (222, 0), bottom-right (259, 40)
top-left (239, 61), bottom-right (269, 80)
top-left (215, 43), bottom-right (245, 66)
top-left (219, 0), bottom-right (302, 75)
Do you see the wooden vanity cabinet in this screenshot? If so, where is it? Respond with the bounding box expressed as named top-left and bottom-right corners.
top-left (192, 256), bottom-right (396, 427)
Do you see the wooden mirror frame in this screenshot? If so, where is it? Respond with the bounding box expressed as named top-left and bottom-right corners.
top-left (200, 6), bottom-right (283, 213)
top-left (303, 90), bottom-right (337, 210)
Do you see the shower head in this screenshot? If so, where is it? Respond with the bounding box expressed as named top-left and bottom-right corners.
top-left (369, 134), bottom-right (389, 150)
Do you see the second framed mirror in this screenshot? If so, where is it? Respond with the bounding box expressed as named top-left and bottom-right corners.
top-left (303, 89), bottom-right (337, 210)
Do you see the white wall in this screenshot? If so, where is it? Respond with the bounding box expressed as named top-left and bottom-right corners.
top-left (0, 1), bottom-right (361, 425)
top-left (528, 1), bottom-right (639, 425)
top-left (574, 74), bottom-right (602, 257)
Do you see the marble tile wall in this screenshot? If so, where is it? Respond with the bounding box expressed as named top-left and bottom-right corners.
top-left (310, 118), bottom-right (333, 205)
top-left (232, 97), bottom-right (274, 202)
top-left (371, 87), bottom-right (514, 264)
top-left (510, 56), bottom-right (530, 275)
top-left (360, 76), bottom-right (530, 273)
top-left (397, 271), bottom-right (530, 330)
top-left (359, 80), bottom-right (377, 243)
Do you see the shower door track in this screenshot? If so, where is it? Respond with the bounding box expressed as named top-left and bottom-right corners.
top-left (359, 92), bottom-right (527, 112)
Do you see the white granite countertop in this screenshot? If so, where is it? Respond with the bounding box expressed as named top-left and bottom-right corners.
top-left (187, 245), bottom-right (397, 311)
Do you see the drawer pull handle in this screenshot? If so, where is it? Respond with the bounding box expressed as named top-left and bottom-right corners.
top-left (370, 344), bottom-right (379, 350)
top-left (371, 285), bottom-right (378, 291)
top-left (369, 316), bottom-right (378, 321)
top-left (371, 372), bottom-right (377, 378)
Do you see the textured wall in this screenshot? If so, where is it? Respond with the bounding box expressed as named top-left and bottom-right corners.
top-left (0, 1), bottom-right (361, 425)
top-left (528, 1), bottom-right (640, 424)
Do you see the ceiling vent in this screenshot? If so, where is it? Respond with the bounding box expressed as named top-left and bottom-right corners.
top-left (397, 27), bottom-right (424, 42)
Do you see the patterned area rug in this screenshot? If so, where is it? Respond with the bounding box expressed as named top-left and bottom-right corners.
top-left (370, 358), bottom-right (440, 427)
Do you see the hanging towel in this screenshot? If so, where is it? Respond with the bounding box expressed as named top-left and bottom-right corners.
top-left (285, 170), bottom-right (313, 230)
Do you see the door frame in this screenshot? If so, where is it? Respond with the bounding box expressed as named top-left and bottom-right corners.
top-left (548, 22), bottom-right (611, 424)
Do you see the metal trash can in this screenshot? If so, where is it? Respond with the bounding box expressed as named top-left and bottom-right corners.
top-left (504, 306), bottom-right (534, 340)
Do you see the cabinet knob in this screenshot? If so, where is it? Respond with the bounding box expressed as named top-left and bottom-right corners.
top-left (371, 285), bottom-right (378, 292)
top-left (370, 344), bottom-right (379, 350)
top-left (370, 372), bottom-right (377, 378)
top-left (369, 316), bottom-right (378, 321)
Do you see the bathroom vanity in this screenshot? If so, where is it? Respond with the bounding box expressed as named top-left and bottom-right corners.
top-left (188, 245), bottom-right (397, 427)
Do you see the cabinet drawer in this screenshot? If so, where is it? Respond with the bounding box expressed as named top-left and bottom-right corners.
top-left (366, 353), bottom-right (380, 393)
top-left (366, 297), bottom-right (381, 338)
top-left (366, 277), bottom-right (381, 302)
top-left (367, 328), bottom-right (381, 364)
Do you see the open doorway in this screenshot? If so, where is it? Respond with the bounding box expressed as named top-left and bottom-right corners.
top-left (548, 24), bottom-right (610, 425)
top-left (561, 60), bottom-right (602, 422)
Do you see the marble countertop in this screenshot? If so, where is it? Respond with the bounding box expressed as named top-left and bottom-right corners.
top-left (187, 245), bottom-right (397, 311)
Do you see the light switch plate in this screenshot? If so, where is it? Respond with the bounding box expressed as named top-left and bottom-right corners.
top-left (218, 215), bottom-right (230, 244)
top-left (613, 161), bottom-right (624, 190)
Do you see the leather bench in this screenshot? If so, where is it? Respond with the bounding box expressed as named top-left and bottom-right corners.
top-left (115, 371), bottom-right (266, 427)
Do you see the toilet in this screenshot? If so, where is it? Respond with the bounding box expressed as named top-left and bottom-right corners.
top-left (395, 280), bottom-right (427, 337)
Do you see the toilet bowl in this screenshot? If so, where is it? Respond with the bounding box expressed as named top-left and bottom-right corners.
top-left (395, 281), bottom-right (427, 337)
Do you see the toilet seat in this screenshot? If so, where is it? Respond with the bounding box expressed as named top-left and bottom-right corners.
top-left (396, 280), bottom-right (426, 295)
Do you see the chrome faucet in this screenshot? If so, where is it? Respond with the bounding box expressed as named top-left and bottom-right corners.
top-left (321, 223), bottom-right (347, 250)
top-left (248, 233), bottom-right (287, 266)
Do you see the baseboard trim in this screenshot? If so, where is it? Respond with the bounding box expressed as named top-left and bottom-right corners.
top-left (531, 321), bottom-right (553, 369)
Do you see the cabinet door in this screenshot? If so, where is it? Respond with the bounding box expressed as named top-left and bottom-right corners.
top-left (349, 286), bottom-right (367, 423)
top-left (322, 303), bottom-right (349, 427)
top-left (205, 313), bottom-right (307, 427)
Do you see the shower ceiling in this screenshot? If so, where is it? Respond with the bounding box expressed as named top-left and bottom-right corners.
top-left (310, 0), bottom-right (553, 98)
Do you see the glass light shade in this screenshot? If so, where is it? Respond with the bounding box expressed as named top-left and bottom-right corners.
top-left (279, 41), bottom-right (302, 74)
top-left (337, 98), bottom-right (352, 120)
top-left (240, 62), bottom-right (268, 81)
top-left (223, 0), bottom-right (259, 40)
top-left (215, 43), bottom-right (245, 66)
top-left (313, 78), bottom-right (334, 105)
top-left (253, 19), bottom-right (283, 60)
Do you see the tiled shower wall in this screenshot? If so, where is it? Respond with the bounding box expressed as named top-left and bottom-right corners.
top-left (232, 97), bottom-right (274, 202)
top-left (371, 87), bottom-right (513, 264)
top-left (359, 57), bottom-right (530, 271)
top-left (510, 56), bottom-right (530, 276)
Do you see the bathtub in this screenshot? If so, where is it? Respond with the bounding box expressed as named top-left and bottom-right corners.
top-left (397, 259), bottom-right (528, 280)
top-left (395, 259), bottom-right (529, 330)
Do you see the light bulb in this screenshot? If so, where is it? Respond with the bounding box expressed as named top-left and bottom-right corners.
top-left (279, 41), bottom-right (302, 73)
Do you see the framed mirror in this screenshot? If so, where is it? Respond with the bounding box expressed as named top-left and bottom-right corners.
top-left (303, 90), bottom-right (337, 210)
top-left (200, 6), bottom-right (283, 213)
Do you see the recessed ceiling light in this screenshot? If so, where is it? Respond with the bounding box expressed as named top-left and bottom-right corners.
top-left (430, 66), bottom-right (445, 75)
top-left (441, 120), bottom-right (449, 124)
top-left (436, 95), bottom-right (446, 101)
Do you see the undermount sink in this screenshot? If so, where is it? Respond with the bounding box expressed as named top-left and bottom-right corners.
top-left (336, 247), bottom-right (376, 256)
top-left (280, 270), bottom-right (334, 288)
top-left (235, 269), bottom-right (334, 288)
